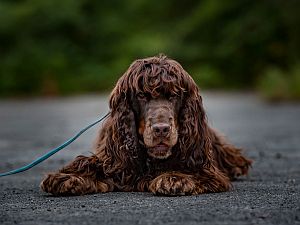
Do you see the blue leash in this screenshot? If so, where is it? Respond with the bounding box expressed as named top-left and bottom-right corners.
top-left (0, 112), bottom-right (110, 177)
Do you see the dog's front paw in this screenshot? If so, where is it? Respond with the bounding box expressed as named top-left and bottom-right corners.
top-left (41, 173), bottom-right (89, 196)
top-left (149, 173), bottom-right (202, 196)
top-left (230, 155), bottom-right (253, 180)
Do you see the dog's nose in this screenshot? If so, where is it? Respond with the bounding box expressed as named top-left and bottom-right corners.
top-left (153, 123), bottom-right (170, 137)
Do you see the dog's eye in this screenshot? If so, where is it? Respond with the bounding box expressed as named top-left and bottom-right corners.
top-left (137, 92), bottom-right (146, 100)
top-left (169, 93), bottom-right (178, 100)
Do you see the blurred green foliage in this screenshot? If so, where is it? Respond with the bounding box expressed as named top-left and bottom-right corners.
top-left (257, 64), bottom-right (300, 101)
top-left (0, 0), bottom-right (299, 97)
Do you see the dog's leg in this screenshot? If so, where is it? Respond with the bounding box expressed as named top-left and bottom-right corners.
top-left (40, 155), bottom-right (113, 196)
top-left (148, 170), bottom-right (230, 196)
top-left (210, 128), bottom-right (252, 180)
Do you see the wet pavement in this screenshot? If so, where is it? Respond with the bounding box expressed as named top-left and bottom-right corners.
top-left (0, 93), bottom-right (299, 225)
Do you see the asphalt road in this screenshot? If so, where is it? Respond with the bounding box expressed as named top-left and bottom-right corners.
top-left (0, 93), bottom-right (299, 225)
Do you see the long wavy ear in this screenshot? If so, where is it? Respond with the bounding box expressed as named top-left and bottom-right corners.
top-left (178, 79), bottom-right (213, 170)
top-left (96, 72), bottom-right (142, 185)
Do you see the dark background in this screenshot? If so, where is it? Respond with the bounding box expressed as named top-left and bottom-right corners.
top-left (0, 0), bottom-right (299, 100)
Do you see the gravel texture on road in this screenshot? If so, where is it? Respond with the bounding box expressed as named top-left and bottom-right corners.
top-left (0, 93), bottom-right (299, 225)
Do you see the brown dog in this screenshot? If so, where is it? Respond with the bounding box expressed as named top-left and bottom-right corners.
top-left (41, 55), bottom-right (252, 196)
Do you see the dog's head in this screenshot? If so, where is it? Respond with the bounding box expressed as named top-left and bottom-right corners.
top-left (107, 55), bottom-right (212, 171)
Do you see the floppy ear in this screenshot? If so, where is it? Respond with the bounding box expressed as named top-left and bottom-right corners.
top-left (99, 75), bottom-right (142, 180)
top-left (178, 87), bottom-right (213, 170)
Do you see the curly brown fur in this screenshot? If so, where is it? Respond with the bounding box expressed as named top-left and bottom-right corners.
top-left (41, 54), bottom-right (252, 196)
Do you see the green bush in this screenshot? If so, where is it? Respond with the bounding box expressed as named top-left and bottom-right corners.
top-left (191, 66), bottom-right (225, 89)
top-left (257, 64), bottom-right (300, 101)
top-left (0, 0), bottom-right (299, 97)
